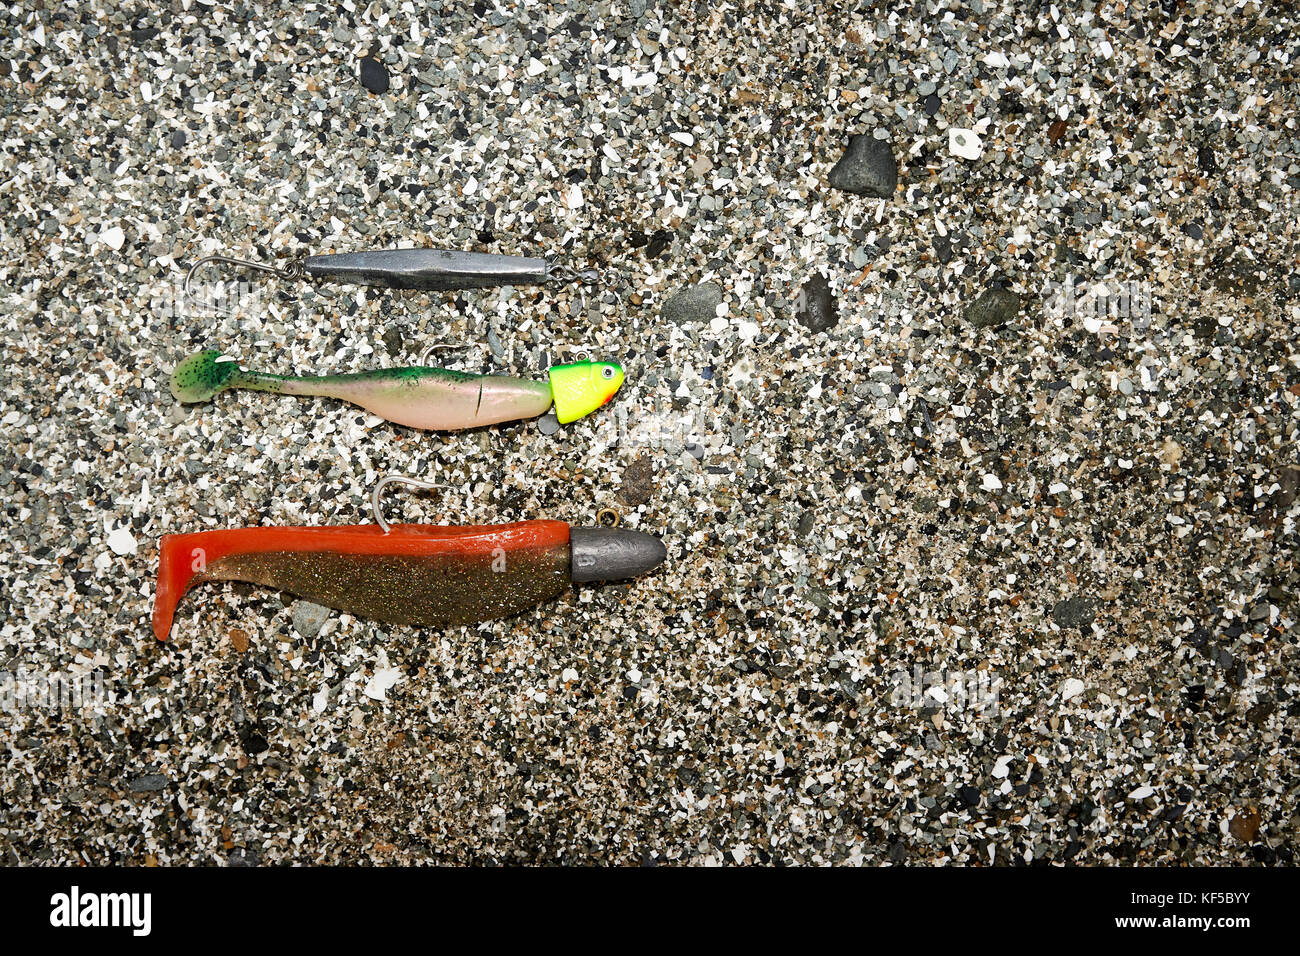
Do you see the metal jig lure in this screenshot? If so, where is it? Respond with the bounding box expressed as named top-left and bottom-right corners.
top-left (169, 349), bottom-right (623, 429)
top-left (151, 475), bottom-right (666, 640)
top-left (184, 248), bottom-right (603, 297)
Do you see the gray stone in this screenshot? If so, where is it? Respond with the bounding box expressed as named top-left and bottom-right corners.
top-left (827, 134), bottom-right (898, 198)
top-left (129, 774), bottom-right (169, 793)
top-left (662, 282), bottom-right (723, 325)
top-left (967, 287), bottom-right (1021, 328)
top-left (292, 601), bottom-right (331, 638)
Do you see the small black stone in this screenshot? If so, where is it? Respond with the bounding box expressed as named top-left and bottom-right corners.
top-left (359, 56), bottom-right (390, 94)
top-left (795, 272), bottom-right (838, 333)
top-left (1182, 221), bottom-right (1203, 240)
top-left (1246, 699), bottom-right (1275, 725)
top-left (924, 93), bottom-right (941, 116)
top-left (645, 228), bottom-right (672, 259)
top-left (169, 129), bottom-right (186, 149)
top-left (1052, 596), bottom-right (1096, 629)
top-left (934, 234), bottom-right (953, 264)
top-left (240, 728), bottom-right (269, 755)
top-left (827, 134), bottom-right (898, 199)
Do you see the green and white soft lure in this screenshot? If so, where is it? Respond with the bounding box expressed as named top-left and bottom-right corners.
top-left (170, 350), bottom-right (623, 431)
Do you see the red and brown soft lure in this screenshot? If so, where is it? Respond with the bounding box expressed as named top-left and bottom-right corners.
top-left (152, 480), bottom-right (665, 640)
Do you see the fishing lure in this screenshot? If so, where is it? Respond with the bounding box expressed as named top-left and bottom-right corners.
top-left (152, 476), bottom-right (666, 640)
top-left (170, 350), bottom-right (623, 429)
top-left (184, 248), bottom-right (601, 294)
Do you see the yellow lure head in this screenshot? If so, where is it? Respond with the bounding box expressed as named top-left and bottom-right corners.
top-left (548, 361), bottom-right (624, 424)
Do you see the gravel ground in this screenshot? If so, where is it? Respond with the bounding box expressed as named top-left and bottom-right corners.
top-left (2, 1), bottom-right (1297, 865)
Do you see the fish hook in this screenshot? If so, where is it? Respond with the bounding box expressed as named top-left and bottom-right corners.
top-left (371, 475), bottom-right (450, 534)
top-left (184, 254), bottom-right (305, 297)
top-left (417, 343), bottom-right (471, 367)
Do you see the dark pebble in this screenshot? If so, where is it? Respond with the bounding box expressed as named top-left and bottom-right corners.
top-left (360, 57), bottom-right (390, 94)
top-left (1271, 465), bottom-right (1298, 510)
top-left (1246, 699), bottom-right (1275, 725)
top-left (645, 229), bottom-right (672, 259)
top-left (169, 129), bottom-right (187, 149)
top-left (381, 326), bottom-right (404, 354)
top-left (240, 728), bottom-right (269, 755)
top-left (1051, 596), bottom-right (1095, 629)
top-left (827, 134), bottom-right (897, 199)
top-left (1182, 221), bottom-right (1203, 240)
top-left (129, 773), bottom-right (169, 793)
top-left (795, 272), bottom-right (838, 333)
top-left (934, 234), bottom-right (953, 264)
top-left (966, 286), bottom-right (1021, 329)
top-left (924, 93), bottom-right (940, 116)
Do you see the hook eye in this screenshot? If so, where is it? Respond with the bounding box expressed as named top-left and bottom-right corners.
top-left (183, 254), bottom-right (304, 297)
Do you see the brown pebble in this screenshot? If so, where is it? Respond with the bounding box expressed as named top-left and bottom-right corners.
top-left (229, 629), bottom-right (249, 653)
top-left (1228, 807), bottom-right (1261, 842)
top-left (618, 454), bottom-right (656, 507)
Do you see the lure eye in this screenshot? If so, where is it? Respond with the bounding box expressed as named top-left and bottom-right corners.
top-left (601, 366), bottom-right (615, 380)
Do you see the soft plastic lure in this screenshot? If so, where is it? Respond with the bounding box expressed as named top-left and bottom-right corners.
top-left (152, 477), bottom-right (666, 640)
top-left (170, 350), bottom-right (623, 429)
top-left (184, 248), bottom-right (600, 294)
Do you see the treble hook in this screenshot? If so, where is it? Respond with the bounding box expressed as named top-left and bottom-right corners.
top-left (184, 254), bottom-right (305, 297)
top-left (371, 475), bottom-right (450, 534)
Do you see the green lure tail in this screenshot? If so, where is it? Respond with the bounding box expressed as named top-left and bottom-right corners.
top-left (170, 351), bottom-right (273, 402)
